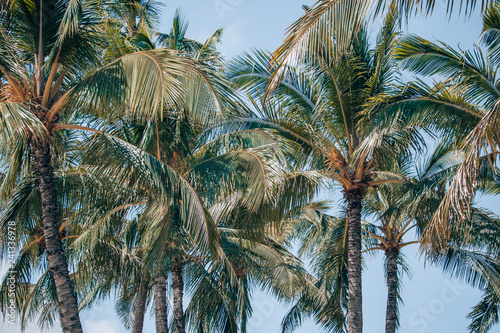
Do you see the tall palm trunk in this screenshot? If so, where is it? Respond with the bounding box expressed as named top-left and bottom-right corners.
top-left (132, 279), bottom-right (148, 333)
top-left (172, 259), bottom-right (186, 333)
top-left (155, 274), bottom-right (169, 333)
top-left (345, 189), bottom-right (364, 333)
top-left (385, 248), bottom-right (399, 333)
top-left (32, 141), bottom-right (83, 333)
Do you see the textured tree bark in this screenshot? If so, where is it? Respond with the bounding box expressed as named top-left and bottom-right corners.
top-left (155, 274), bottom-right (169, 333)
top-left (32, 141), bottom-right (83, 333)
top-left (172, 260), bottom-right (186, 333)
top-left (132, 279), bottom-right (148, 333)
top-left (385, 248), bottom-right (399, 333)
top-left (346, 189), bottom-right (364, 333)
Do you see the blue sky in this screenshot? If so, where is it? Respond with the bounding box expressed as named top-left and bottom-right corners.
top-left (1, 1), bottom-right (491, 333)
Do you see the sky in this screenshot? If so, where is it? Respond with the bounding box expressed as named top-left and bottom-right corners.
top-left (0, 1), bottom-right (492, 333)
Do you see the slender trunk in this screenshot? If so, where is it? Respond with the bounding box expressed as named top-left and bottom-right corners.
top-left (132, 279), bottom-right (148, 333)
top-left (385, 248), bottom-right (399, 333)
top-left (32, 141), bottom-right (83, 333)
top-left (346, 189), bottom-right (364, 333)
top-left (155, 274), bottom-right (169, 333)
top-left (172, 259), bottom-right (185, 333)
top-left (36, 0), bottom-right (44, 97)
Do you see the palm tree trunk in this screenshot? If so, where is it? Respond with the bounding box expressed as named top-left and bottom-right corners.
top-left (172, 259), bottom-right (186, 333)
top-left (132, 279), bottom-right (148, 333)
top-left (155, 274), bottom-right (169, 333)
top-left (385, 248), bottom-right (399, 333)
top-left (346, 189), bottom-right (364, 333)
top-left (32, 141), bottom-right (83, 333)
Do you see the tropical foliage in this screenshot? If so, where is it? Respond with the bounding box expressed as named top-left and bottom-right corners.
top-left (0, 1), bottom-right (499, 333)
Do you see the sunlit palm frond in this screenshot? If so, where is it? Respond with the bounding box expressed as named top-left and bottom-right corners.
top-left (425, 100), bottom-right (500, 248)
top-left (84, 133), bottom-right (220, 256)
top-left (69, 49), bottom-right (185, 121)
top-left (268, 0), bottom-right (373, 95)
top-left (0, 102), bottom-right (48, 143)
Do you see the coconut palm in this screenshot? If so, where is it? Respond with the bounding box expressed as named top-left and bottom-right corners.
top-left (415, 191), bottom-right (500, 333)
top-left (77, 91), bottom-right (322, 332)
top-left (364, 139), bottom-right (500, 333)
top-left (0, 0), bottom-right (237, 330)
top-left (49, 13), bottom-right (245, 333)
top-left (0, 164), bottom-right (136, 329)
top-left (364, 2), bottom-right (500, 250)
top-left (399, 144), bottom-right (500, 333)
top-left (156, 8), bottom-right (223, 60)
top-left (364, 140), bottom-right (500, 333)
top-left (424, 203), bottom-right (500, 333)
top-left (70, 61), bottom-right (295, 329)
top-left (226, 7), bottom-right (421, 332)
top-left (0, 127), bottom-right (167, 333)
top-left (0, 2), bottom-right (103, 328)
top-left (118, 17), bottom-right (229, 333)
top-left (95, 8), bottom-right (225, 333)
top-left (38, 172), bottom-right (167, 333)
top-left (363, 187), bottom-right (415, 333)
top-left (277, 144), bottom-right (499, 333)
top-left (78, 112), bottom-right (292, 331)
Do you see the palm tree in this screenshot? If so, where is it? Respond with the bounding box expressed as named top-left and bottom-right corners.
top-left (0, 1), bottom-right (228, 331)
top-left (366, 142), bottom-right (500, 333)
top-left (366, 2), bottom-right (500, 249)
top-left (0, 3), bottom-right (94, 330)
top-left (227, 7), bottom-right (418, 332)
top-left (414, 188), bottom-right (500, 333)
top-left (80, 114), bottom-right (291, 332)
top-left (55, 177), bottom-right (165, 333)
top-left (363, 180), bottom-right (420, 333)
top-left (133, 279), bottom-right (150, 333)
top-left (156, 8), bottom-right (223, 58)
top-left (277, 144), bottom-right (498, 333)
top-left (399, 145), bottom-right (500, 333)
top-left (122, 16), bottom-right (227, 333)
top-left (0, 160), bottom-right (138, 329)
top-left (76, 209), bottom-right (158, 333)
top-left (50, 11), bottom-right (245, 333)
top-left (101, 7), bottom-right (221, 333)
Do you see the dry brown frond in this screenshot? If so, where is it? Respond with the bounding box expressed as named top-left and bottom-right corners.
top-left (324, 147), bottom-right (345, 171)
top-left (0, 77), bottom-right (31, 103)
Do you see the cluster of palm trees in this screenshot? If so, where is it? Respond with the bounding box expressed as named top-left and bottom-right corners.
top-left (0, 0), bottom-right (499, 333)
